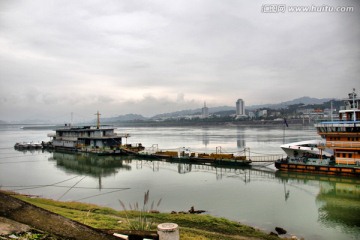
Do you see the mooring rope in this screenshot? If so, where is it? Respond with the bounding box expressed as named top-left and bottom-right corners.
top-left (74, 188), bottom-right (130, 201)
top-left (8, 176), bottom-right (80, 191)
top-left (57, 176), bottom-right (86, 200)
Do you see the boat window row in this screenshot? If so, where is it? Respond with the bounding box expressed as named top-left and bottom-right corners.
top-left (330, 137), bottom-right (360, 141)
top-left (57, 130), bottom-right (115, 138)
top-left (336, 153), bottom-right (354, 158)
top-left (317, 126), bottom-right (360, 133)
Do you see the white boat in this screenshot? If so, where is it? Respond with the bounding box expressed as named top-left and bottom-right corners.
top-left (280, 139), bottom-right (333, 158)
top-left (28, 142), bottom-right (36, 149)
top-left (33, 142), bottom-right (43, 149)
top-left (14, 141), bottom-right (43, 149)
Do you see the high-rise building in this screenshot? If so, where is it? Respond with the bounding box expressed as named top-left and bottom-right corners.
top-left (202, 102), bottom-right (209, 118)
top-left (236, 99), bottom-right (245, 116)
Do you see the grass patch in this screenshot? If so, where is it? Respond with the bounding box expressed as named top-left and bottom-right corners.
top-left (14, 195), bottom-right (283, 240)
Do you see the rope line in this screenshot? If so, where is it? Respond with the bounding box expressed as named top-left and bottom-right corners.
top-left (75, 188), bottom-right (130, 201)
top-left (8, 176), bottom-right (80, 191)
top-left (3, 185), bottom-right (128, 190)
top-left (57, 176), bottom-right (86, 200)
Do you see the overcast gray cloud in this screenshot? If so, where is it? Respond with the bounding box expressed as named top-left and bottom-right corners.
top-left (0, 0), bottom-right (359, 122)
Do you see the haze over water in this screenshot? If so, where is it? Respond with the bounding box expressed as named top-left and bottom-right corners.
top-left (0, 124), bottom-right (359, 240)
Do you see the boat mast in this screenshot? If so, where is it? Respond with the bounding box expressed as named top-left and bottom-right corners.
top-left (95, 111), bottom-right (101, 129)
top-left (71, 112), bottom-right (73, 127)
top-left (330, 101), bottom-right (333, 122)
top-left (351, 88), bottom-right (357, 122)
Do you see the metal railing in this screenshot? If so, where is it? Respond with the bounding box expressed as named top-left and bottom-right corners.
top-left (250, 154), bottom-right (284, 162)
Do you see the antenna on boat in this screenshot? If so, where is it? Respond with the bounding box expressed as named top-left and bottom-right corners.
top-left (71, 112), bottom-right (73, 127)
top-left (330, 101), bottom-right (333, 122)
top-left (352, 88), bottom-right (357, 122)
top-left (283, 118), bottom-right (288, 144)
top-left (95, 111), bottom-right (101, 129)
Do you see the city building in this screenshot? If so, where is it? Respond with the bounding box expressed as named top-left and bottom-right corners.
top-left (257, 109), bottom-right (268, 118)
top-left (236, 99), bottom-right (245, 116)
top-left (202, 102), bottom-right (209, 118)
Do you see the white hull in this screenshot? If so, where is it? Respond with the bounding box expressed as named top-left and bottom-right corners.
top-left (281, 140), bottom-right (333, 158)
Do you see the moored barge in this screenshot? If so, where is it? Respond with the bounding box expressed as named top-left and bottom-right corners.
top-left (124, 146), bottom-right (252, 166)
top-left (39, 111), bottom-right (144, 155)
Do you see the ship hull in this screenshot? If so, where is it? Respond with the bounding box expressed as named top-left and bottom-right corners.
top-left (275, 160), bottom-right (360, 177)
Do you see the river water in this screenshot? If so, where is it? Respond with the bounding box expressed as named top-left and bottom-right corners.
top-left (0, 124), bottom-right (359, 240)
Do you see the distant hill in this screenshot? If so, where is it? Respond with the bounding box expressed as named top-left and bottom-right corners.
top-left (102, 114), bottom-right (148, 123)
top-left (0, 120), bottom-right (8, 124)
top-left (152, 106), bottom-right (235, 119)
top-left (247, 97), bottom-right (334, 110)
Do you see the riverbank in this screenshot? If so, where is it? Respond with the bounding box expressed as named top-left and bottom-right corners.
top-left (113, 119), bottom-right (310, 128)
top-left (1, 118), bottom-right (312, 129)
top-left (0, 190), bottom-right (296, 240)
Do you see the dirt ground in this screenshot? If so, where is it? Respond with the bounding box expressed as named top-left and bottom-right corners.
top-left (0, 191), bottom-right (119, 240)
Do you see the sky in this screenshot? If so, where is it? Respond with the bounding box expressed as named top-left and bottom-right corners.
top-left (0, 0), bottom-right (359, 122)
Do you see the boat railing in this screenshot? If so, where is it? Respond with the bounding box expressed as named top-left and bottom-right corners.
top-left (54, 136), bottom-right (78, 141)
top-left (315, 121), bottom-right (360, 128)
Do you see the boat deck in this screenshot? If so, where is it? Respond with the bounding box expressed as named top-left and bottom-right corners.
top-left (287, 157), bottom-right (331, 166)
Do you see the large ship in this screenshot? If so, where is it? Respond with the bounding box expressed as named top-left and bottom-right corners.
top-left (43, 111), bottom-right (143, 155)
top-left (275, 89), bottom-right (360, 177)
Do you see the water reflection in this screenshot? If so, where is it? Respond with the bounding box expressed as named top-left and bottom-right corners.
top-left (48, 152), bottom-right (132, 185)
top-left (202, 128), bottom-right (209, 146)
top-left (236, 127), bottom-right (246, 149)
top-left (50, 151), bottom-right (270, 183)
top-left (317, 181), bottom-right (360, 229)
top-left (50, 152), bottom-right (133, 175)
top-left (276, 171), bottom-right (360, 234)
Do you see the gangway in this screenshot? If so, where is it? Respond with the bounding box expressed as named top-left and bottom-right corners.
top-left (241, 148), bottom-right (283, 163)
top-left (249, 154), bottom-right (284, 163)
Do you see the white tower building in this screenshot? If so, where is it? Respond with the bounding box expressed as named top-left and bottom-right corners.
top-left (202, 102), bottom-right (209, 118)
top-left (236, 99), bottom-right (245, 116)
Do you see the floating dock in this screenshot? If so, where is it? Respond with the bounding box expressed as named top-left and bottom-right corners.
top-left (120, 146), bottom-right (281, 167)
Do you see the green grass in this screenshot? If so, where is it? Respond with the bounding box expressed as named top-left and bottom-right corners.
top-left (15, 195), bottom-right (284, 240)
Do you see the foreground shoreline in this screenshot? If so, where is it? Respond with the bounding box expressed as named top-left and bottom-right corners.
top-left (0, 190), bottom-right (297, 240)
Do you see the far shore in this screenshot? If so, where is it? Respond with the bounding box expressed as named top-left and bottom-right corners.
top-left (2, 118), bottom-right (315, 129)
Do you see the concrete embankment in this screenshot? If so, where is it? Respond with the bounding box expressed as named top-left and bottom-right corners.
top-left (0, 191), bottom-right (118, 240)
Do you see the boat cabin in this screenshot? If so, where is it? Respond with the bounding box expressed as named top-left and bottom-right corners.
top-left (51, 125), bottom-right (123, 150)
top-left (315, 89), bottom-right (360, 165)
